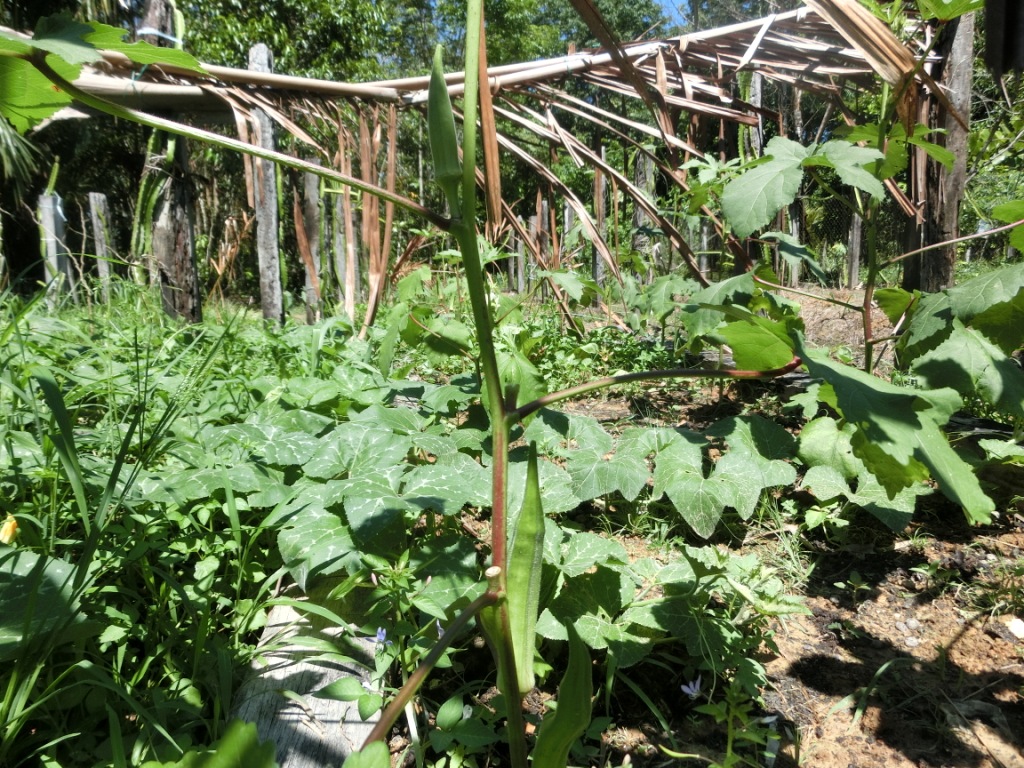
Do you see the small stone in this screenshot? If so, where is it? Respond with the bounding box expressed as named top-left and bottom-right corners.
top-left (906, 618), bottom-right (921, 631)
top-left (905, 636), bottom-right (920, 648)
top-left (895, 621), bottom-right (908, 632)
top-left (1007, 617), bottom-right (1024, 640)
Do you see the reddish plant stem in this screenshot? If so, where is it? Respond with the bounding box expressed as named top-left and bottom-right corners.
top-left (511, 356), bottom-right (803, 422)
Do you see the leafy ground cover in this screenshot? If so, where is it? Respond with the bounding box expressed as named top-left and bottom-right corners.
top-left (2, 275), bottom-right (1022, 768)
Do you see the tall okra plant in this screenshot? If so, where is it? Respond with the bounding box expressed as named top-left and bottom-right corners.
top-left (351, 3), bottom-right (799, 766)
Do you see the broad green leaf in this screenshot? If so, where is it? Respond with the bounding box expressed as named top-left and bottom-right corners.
top-left (683, 271), bottom-right (756, 338)
top-left (801, 347), bottom-right (993, 523)
top-left (402, 454), bottom-right (490, 514)
top-left (898, 290), bottom-right (954, 361)
top-left (435, 696), bottom-right (465, 731)
top-left (714, 316), bottom-right (795, 370)
top-left (818, 140), bottom-right (885, 199)
top-left (874, 288), bottom-right (916, 326)
top-left (544, 566), bottom-right (625, 632)
top-left (906, 133), bottom-right (955, 170)
top-left (423, 316), bottom-right (474, 360)
top-left (32, 17), bottom-right (102, 65)
top-left (342, 742), bottom-right (390, 768)
top-left (0, 30), bottom-right (32, 56)
top-left (524, 410), bottom-right (613, 457)
top-left (276, 504), bottom-right (359, 589)
top-left (495, 346), bottom-right (545, 411)
top-left (0, 547), bottom-right (81, 662)
top-left (566, 448), bottom-right (649, 503)
top-left (652, 438), bottom-right (728, 538)
top-left (713, 450), bottom-right (796, 519)
top-left (83, 24), bottom-right (203, 70)
top-left (979, 438), bottom-right (1024, 463)
top-left (305, 423), bottom-right (410, 480)
top-left (335, 470), bottom-right (411, 558)
top-left (797, 416), bottom-right (861, 479)
top-left (849, 472), bottom-right (928, 531)
top-left (947, 262), bottom-right (1024, 323)
top-left (358, 693), bottom-right (383, 720)
top-left (506, 457), bottom-right (579, 517)
top-left (315, 677), bottom-right (366, 701)
top-left (917, 0), bottom-right (983, 20)
top-left (0, 57), bottom-right (72, 132)
top-left (970, 292), bottom-right (1024, 354)
top-left (350, 403), bottom-right (427, 434)
top-left (557, 532), bottom-right (628, 577)
top-left (721, 138), bottom-right (807, 238)
top-left (448, 718), bottom-right (500, 748)
top-left (993, 201), bottom-right (1024, 251)
top-left (409, 535), bottom-right (484, 619)
top-left (706, 415), bottom-right (796, 461)
top-left (800, 464), bottom-right (850, 502)
top-left (256, 428), bottom-right (321, 467)
top-left (912, 322), bottom-right (1024, 419)
top-left (537, 269), bottom-right (596, 304)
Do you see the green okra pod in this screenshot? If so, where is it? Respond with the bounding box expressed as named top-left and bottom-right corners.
top-left (428, 44), bottom-right (463, 216)
top-left (506, 441), bottom-right (545, 696)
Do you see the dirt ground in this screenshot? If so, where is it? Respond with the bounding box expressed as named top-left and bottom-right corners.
top-left (762, 519), bottom-right (1024, 768)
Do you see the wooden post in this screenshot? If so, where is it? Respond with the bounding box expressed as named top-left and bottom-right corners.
top-left (88, 192), bottom-right (112, 302)
top-left (249, 43), bottom-right (284, 325)
top-left (847, 212), bottom-right (863, 289)
top-left (593, 148), bottom-right (606, 287)
top-left (516, 219), bottom-right (526, 293)
top-left (297, 170), bottom-right (322, 324)
top-left (39, 193), bottom-right (75, 308)
top-left (232, 588), bottom-right (378, 767)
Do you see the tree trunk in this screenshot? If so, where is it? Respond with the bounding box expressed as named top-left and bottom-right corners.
top-left (152, 139), bottom-right (202, 322)
top-left (140, 0), bottom-right (201, 323)
top-left (249, 43), bottom-right (284, 324)
top-left (902, 14), bottom-right (973, 293)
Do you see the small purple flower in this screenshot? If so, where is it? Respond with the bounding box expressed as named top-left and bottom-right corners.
top-left (374, 627), bottom-right (393, 646)
top-left (681, 675), bottom-right (702, 700)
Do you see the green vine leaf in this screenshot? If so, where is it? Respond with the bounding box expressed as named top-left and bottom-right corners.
top-left (565, 448), bottom-right (649, 503)
top-left (652, 437), bottom-right (729, 538)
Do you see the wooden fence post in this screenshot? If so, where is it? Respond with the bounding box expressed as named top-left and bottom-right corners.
top-left (249, 43), bottom-right (284, 325)
top-left (592, 147), bottom-right (607, 287)
top-left (296, 169), bottom-right (322, 324)
top-left (39, 193), bottom-right (76, 308)
top-left (88, 192), bottom-right (112, 302)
